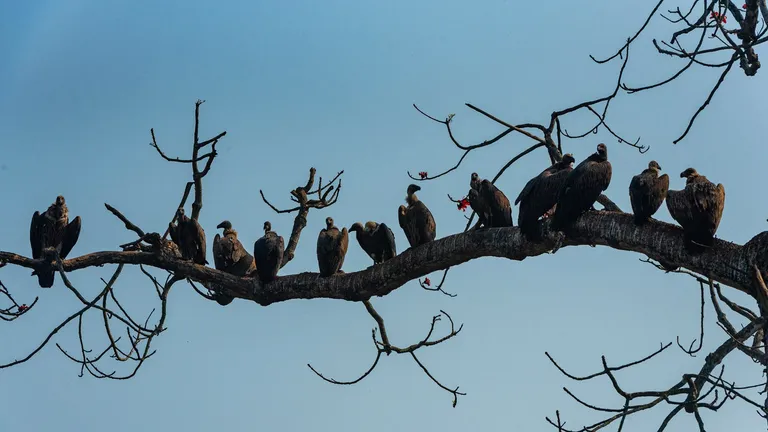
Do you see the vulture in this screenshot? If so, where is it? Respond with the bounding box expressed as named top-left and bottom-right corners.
top-left (29, 195), bottom-right (82, 288)
top-left (212, 220), bottom-right (257, 306)
top-left (398, 184), bottom-right (437, 249)
top-left (168, 208), bottom-right (207, 265)
top-left (552, 143), bottom-right (612, 231)
top-left (629, 160), bottom-right (669, 225)
top-left (468, 173), bottom-right (513, 228)
top-left (317, 217), bottom-right (349, 277)
top-left (666, 168), bottom-right (726, 253)
top-left (349, 221), bottom-right (397, 265)
top-left (515, 154), bottom-right (576, 240)
top-left (253, 221), bottom-right (284, 283)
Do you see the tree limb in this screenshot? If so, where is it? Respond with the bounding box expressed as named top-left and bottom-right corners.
top-left (1, 212), bottom-right (762, 307)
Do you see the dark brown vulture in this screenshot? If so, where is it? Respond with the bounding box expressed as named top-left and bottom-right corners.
top-left (514, 154), bottom-right (575, 240)
top-left (629, 160), bottom-right (669, 225)
top-left (168, 208), bottom-right (207, 265)
top-left (398, 184), bottom-right (437, 249)
top-left (29, 195), bottom-right (82, 288)
top-left (212, 220), bottom-right (257, 306)
top-left (349, 221), bottom-right (397, 265)
top-left (551, 143), bottom-right (612, 231)
top-left (253, 221), bottom-right (284, 283)
top-left (666, 168), bottom-right (726, 254)
top-left (317, 217), bottom-right (349, 277)
top-left (468, 173), bottom-right (513, 228)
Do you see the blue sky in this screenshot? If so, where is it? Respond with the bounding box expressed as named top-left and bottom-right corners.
top-left (1, 0), bottom-right (766, 430)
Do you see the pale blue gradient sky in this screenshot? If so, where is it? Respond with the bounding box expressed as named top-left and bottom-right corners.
top-left (1, 1), bottom-right (766, 431)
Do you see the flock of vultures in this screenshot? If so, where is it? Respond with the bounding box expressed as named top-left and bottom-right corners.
top-left (26, 143), bottom-right (725, 304)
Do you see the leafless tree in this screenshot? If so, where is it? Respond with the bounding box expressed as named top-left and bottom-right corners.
top-left (2, 1), bottom-right (768, 430)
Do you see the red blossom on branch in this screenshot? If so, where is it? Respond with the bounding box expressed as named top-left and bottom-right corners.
top-left (418, 171), bottom-right (428, 179)
top-left (710, 11), bottom-right (727, 23)
top-left (18, 304), bottom-right (28, 313)
top-left (424, 278), bottom-right (431, 286)
top-left (456, 197), bottom-right (470, 211)
top-left (742, 4), bottom-right (747, 9)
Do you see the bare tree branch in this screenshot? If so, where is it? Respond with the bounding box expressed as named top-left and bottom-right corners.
top-left (260, 167), bottom-right (344, 267)
top-left (308, 299), bottom-right (465, 406)
top-left (1, 213), bottom-right (764, 307)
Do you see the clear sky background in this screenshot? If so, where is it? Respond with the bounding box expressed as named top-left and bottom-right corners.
top-left (1, 1), bottom-right (766, 431)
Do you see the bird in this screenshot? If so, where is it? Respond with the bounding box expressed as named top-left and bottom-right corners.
top-left (29, 195), bottom-right (82, 288)
top-left (211, 220), bottom-right (257, 306)
top-left (515, 154), bottom-right (576, 240)
top-left (168, 208), bottom-right (208, 265)
top-left (626, 161), bottom-right (674, 270)
top-left (253, 221), bottom-right (284, 283)
top-left (552, 143), bottom-right (613, 230)
top-left (666, 168), bottom-right (726, 254)
top-left (398, 184), bottom-right (437, 249)
top-left (349, 221), bottom-right (397, 265)
top-left (317, 217), bottom-right (349, 277)
top-left (629, 160), bottom-right (669, 225)
top-left (468, 173), bottom-right (513, 228)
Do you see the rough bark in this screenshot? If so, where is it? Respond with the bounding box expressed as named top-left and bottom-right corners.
top-left (1, 211), bottom-right (761, 306)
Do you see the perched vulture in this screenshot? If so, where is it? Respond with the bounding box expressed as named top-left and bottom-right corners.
top-left (212, 220), bottom-right (257, 306)
top-left (468, 173), bottom-right (513, 228)
top-left (253, 221), bottom-right (284, 283)
top-left (666, 168), bottom-right (726, 253)
top-left (552, 143), bottom-right (612, 231)
top-left (168, 208), bottom-right (208, 265)
top-left (349, 221), bottom-right (397, 265)
top-left (515, 154), bottom-right (576, 240)
top-left (317, 217), bottom-right (349, 277)
top-left (629, 160), bottom-right (669, 225)
top-left (398, 184), bottom-right (437, 248)
top-left (29, 195), bottom-right (82, 288)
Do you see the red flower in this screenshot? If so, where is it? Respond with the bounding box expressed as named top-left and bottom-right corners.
top-left (424, 278), bottom-right (431, 286)
top-left (457, 197), bottom-right (470, 211)
top-left (710, 11), bottom-right (727, 23)
top-left (18, 304), bottom-right (28, 312)
top-left (419, 171), bottom-right (428, 179)
top-left (743, 4), bottom-right (747, 9)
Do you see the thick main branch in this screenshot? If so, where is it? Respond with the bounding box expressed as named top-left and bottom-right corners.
top-left (0, 212), bottom-right (759, 306)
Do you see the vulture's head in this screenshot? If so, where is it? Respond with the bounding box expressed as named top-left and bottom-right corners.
top-left (680, 168), bottom-right (699, 179)
top-left (349, 222), bottom-right (364, 233)
top-left (407, 184), bottom-right (421, 196)
top-left (263, 221), bottom-right (272, 233)
top-left (325, 217), bottom-right (334, 229)
top-left (562, 153), bottom-right (576, 166)
top-left (217, 220), bottom-right (232, 230)
top-left (649, 160), bottom-right (662, 171)
top-left (52, 195), bottom-right (68, 218)
top-left (596, 143), bottom-right (608, 158)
